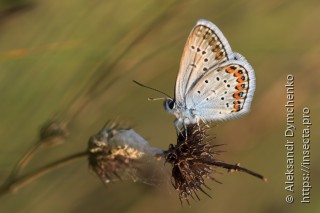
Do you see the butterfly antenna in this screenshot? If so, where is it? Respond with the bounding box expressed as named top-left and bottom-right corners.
top-left (133, 80), bottom-right (172, 99)
top-left (148, 97), bottom-right (166, 101)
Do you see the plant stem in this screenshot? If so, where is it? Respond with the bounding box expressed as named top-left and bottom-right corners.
top-left (0, 151), bottom-right (88, 197)
top-left (7, 142), bottom-right (43, 181)
top-left (212, 161), bottom-right (268, 182)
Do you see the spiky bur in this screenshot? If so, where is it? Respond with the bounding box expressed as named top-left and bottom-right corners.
top-left (88, 123), bottom-right (165, 185)
top-left (164, 124), bottom-right (267, 205)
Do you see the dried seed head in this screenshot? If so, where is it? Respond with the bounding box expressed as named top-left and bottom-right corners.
top-left (165, 124), bottom-right (266, 205)
top-left (39, 119), bottom-right (68, 146)
top-left (88, 123), bottom-right (165, 185)
top-left (165, 124), bottom-right (219, 204)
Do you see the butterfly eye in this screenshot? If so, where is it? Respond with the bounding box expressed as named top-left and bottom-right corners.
top-left (168, 100), bottom-right (175, 109)
top-left (164, 99), bottom-right (175, 112)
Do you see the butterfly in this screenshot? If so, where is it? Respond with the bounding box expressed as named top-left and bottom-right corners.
top-left (163, 19), bottom-right (256, 132)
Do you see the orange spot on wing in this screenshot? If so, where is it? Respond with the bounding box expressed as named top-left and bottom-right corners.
top-left (233, 92), bottom-right (241, 99)
top-left (215, 52), bottom-right (223, 60)
top-left (212, 45), bottom-right (220, 52)
top-left (232, 101), bottom-right (240, 112)
top-left (237, 77), bottom-right (244, 83)
top-left (235, 84), bottom-right (244, 91)
top-left (234, 70), bottom-right (242, 77)
top-left (226, 67), bottom-right (234, 73)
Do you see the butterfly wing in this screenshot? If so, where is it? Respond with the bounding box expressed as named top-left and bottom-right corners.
top-left (185, 57), bottom-right (255, 122)
top-left (175, 19), bottom-right (235, 107)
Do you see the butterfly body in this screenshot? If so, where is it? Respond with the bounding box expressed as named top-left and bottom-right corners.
top-left (164, 99), bottom-right (199, 128)
top-left (165, 19), bottom-right (256, 131)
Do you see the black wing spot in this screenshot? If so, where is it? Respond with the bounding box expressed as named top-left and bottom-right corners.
top-left (221, 97), bottom-right (224, 100)
top-left (206, 98), bottom-right (209, 101)
top-left (197, 48), bottom-right (201, 52)
top-left (197, 91), bottom-right (200, 94)
top-left (226, 103), bottom-right (229, 107)
top-left (227, 84), bottom-right (230, 87)
top-left (224, 80), bottom-right (227, 83)
top-left (191, 45), bottom-right (195, 49)
top-left (205, 80), bottom-right (208, 83)
top-left (230, 66), bottom-right (237, 70)
top-left (216, 77), bottom-right (220, 81)
top-left (202, 51), bottom-right (206, 55)
top-left (203, 67), bottom-right (208, 71)
top-left (204, 58), bottom-right (208, 62)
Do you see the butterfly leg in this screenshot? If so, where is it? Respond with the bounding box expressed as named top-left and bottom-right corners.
top-left (200, 117), bottom-right (210, 128)
top-left (174, 119), bottom-right (184, 137)
top-left (174, 119), bottom-right (189, 139)
top-left (183, 121), bottom-right (188, 140)
top-left (196, 119), bottom-right (201, 132)
top-left (194, 116), bottom-right (204, 132)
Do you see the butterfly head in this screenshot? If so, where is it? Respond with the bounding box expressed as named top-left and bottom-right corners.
top-left (164, 98), bottom-right (176, 114)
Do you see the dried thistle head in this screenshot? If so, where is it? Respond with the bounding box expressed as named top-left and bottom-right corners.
top-left (164, 124), bottom-right (221, 204)
top-left (88, 123), bottom-right (165, 185)
top-left (165, 124), bottom-right (266, 205)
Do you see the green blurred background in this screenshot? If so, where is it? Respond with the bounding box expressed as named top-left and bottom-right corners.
top-left (1, 0), bottom-right (319, 212)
